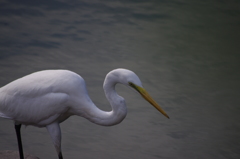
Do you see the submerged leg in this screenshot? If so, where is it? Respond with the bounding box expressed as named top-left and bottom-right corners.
top-left (46, 122), bottom-right (63, 159)
top-left (15, 123), bottom-right (24, 159)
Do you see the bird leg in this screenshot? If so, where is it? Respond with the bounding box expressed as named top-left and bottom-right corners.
top-left (59, 152), bottom-right (63, 159)
top-left (46, 122), bottom-right (63, 159)
top-left (15, 123), bottom-right (24, 159)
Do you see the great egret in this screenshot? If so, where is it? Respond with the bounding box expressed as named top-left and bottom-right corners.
top-left (0, 68), bottom-right (169, 159)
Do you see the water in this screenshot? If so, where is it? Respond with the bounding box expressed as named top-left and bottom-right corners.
top-left (0, 0), bottom-right (240, 159)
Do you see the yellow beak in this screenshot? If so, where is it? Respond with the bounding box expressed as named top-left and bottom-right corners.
top-left (129, 82), bottom-right (169, 119)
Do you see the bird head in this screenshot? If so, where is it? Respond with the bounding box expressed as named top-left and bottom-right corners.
top-left (110, 68), bottom-right (169, 119)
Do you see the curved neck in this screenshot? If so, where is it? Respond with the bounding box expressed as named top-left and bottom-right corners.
top-left (76, 74), bottom-right (127, 126)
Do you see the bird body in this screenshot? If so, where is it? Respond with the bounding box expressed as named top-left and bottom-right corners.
top-left (0, 68), bottom-right (169, 159)
top-left (0, 70), bottom-right (83, 127)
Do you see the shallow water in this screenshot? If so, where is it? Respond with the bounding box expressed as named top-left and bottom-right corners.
top-left (0, 0), bottom-right (240, 159)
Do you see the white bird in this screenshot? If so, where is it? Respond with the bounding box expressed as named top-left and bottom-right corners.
top-left (0, 68), bottom-right (169, 159)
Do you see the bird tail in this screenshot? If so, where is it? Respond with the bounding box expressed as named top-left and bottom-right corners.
top-left (0, 111), bottom-right (12, 119)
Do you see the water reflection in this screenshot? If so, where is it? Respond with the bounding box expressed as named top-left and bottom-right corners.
top-left (0, 0), bottom-right (240, 159)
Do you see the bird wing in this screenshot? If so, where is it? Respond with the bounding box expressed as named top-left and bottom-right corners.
top-left (0, 70), bottom-right (86, 126)
top-left (0, 90), bottom-right (70, 126)
top-left (0, 71), bottom-right (72, 126)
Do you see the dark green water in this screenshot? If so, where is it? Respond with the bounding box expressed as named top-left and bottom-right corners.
top-left (0, 0), bottom-right (240, 158)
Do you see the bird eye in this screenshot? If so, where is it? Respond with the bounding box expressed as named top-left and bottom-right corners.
top-left (128, 82), bottom-right (137, 89)
top-left (128, 82), bottom-right (134, 86)
top-left (128, 82), bottom-right (142, 94)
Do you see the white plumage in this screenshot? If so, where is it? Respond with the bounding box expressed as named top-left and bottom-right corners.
top-left (0, 68), bottom-right (169, 159)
